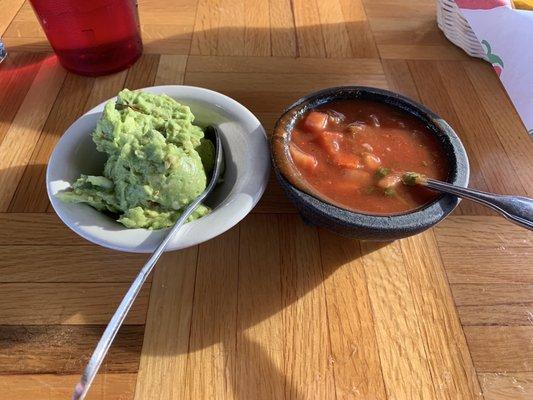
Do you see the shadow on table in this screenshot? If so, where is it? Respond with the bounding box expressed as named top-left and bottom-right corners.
top-left (0, 163), bottom-right (49, 212)
top-left (0, 19), bottom-right (380, 128)
top-left (155, 220), bottom-right (387, 400)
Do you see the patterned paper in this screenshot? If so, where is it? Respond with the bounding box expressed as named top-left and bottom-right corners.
top-left (457, 0), bottom-right (533, 136)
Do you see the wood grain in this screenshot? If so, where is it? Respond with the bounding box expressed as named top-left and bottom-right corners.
top-left (361, 241), bottom-right (437, 399)
top-left (184, 227), bottom-right (240, 399)
top-left (437, 61), bottom-right (527, 197)
top-left (339, 0), bottom-right (379, 58)
top-left (0, 213), bottom-right (88, 245)
top-left (451, 284), bottom-right (533, 307)
top-left (319, 230), bottom-right (386, 399)
top-left (269, 0), bottom-right (298, 56)
top-left (458, 304), bottom-right (533, 327)
top-left (5, 19), bottom-right (47, 38)
top-left (253, 175), bottom-right (296, 213)
top-left (400, 231), bottom-right (482, 399)
top-left (9, 72), bottom-right (95, 212)
top-left (0, 56), bottom-right (66, 210)
top-left (362, 0), bottom-right (437, 19)
top-left (123, 54), bottom-right (160, 90)
top-left (0, 325), bottom-right (143, 374)
top-left (217, 0), bottom-right (245, 56)
top-left (0, 0), bottom-right (24, 35)
top-left (134, 250), bottom-right (198, 400)
top-left (190, 0), bottom-right (221, 55)
top-left (244, 0), bottom-right (271, 56)
top-left (435, 216), bottom-right (533, 284)
top-left (184, 71), bottom-right (388, 119)
top-left (381, 59), bottom-right (420, 104)
top-left (2, 36), bottom-right (51, 52)
top-left (84, 70), bottom-right (128, 110)
top-left (369, 17), bottom-right (447, 47)
top-left (278, 215), bottom-right (335, 399)
top-left (0, 282), bottom-right (149, 325)
top-left (235, 215), bottom-right (284, 400)
top-left (479, 372), bottom-right (533, 400)
top-left (292, 0), bottom-right (326, 58)
top-left (186, 55), bottom-right (384, 74)
top-left (379, 44), bottom-right (470, 60)
top-left (0, 373), bottom-right (137, 400)
top-left (142, 24), bottom-right (193, 55)
top-left (154, 54), bottom-right (188, 85)
top-left (0, 245), bottom-right (147, 283)
top-left (0, 52), bottom-right (47, 146)
top-left (133, 45), bottom-right (196, 400)
top-left (317, 0), bottom-right (353, 58)
top-left (465, 327), bottom-right (533, 372)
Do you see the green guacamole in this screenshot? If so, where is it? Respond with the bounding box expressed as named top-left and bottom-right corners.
top-left (57, 89), bottom-right (215, 229)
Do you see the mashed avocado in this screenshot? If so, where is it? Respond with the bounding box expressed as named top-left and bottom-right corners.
top-left (57, 89), bottom-right (214, 229)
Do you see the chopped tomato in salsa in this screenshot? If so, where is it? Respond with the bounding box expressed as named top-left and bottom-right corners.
top-left (289, 100), bottom-right (449, 215)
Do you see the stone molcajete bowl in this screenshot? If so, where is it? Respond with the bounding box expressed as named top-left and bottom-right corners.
top-left (270, 86), bottom-right (470, 241)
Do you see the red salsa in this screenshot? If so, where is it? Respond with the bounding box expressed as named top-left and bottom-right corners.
top-left (289, 100), bottom-right (449, 215)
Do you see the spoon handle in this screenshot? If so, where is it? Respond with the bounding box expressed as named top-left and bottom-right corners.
top-left (425, 178), bottom-right (533, 230)
top-left (72, 192), bottom-right (206, 400)
top-left (72, 128), bottom-right (223, 400)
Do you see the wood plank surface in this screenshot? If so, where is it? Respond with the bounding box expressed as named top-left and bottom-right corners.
top-left (0, 56), bottom-right (66, 210)
top-left (0, 245), bottom-right (147, 283)
top-left (9, 72), bottom-right (95, 212)
top-left (0, 325), bottom-right (143, 374)
top-left (465, 327), bottom-right (533, 373)
top-left (1, 1), bottom-right (531, 399)
top-left (235, 215), bottom-right (284, 399)
top-left (361, 241), bottom-right (437, 399)
top-left (400, 231), bottom-right (482, 399)
top-left (0, 282), bottom-right (150, 325)
top-left (0, 213), bottom-right (90, 245)
top-left (184, 227), bottom-right (240, 399)
top-left (0, 373), bottom-right (137, 400)
top-left (479, 372), bottom-right (533, 400)
top-left (134, 250), bottom-right (198, 400)
top-left (319, 230), bottom-right (386, 399)
top-left (269, 0), bottom-right (298, 57)
top-left (278, 215), bottom-right (335, 399)
top-left (0, 52), bottom-right (47, 145)
top-left (0, 0), bottom-right (25, 35)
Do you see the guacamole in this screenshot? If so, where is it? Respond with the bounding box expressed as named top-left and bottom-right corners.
top-left (57, 89), bottom-right (215, 229)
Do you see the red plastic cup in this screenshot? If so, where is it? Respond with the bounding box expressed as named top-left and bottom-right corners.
top-left (29, 0), bottom-right (143, 76)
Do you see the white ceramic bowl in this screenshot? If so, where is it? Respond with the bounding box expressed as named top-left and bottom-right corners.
top-left (46, 85), bottom-right (269, 253)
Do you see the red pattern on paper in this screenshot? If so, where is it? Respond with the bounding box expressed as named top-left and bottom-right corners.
top-left (455, 0), bottom-right (509, 9)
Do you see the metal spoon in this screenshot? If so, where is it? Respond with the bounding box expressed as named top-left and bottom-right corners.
top-left (402, 172), bottom-right (533, 230)
top-left (71, 126), bottom-right (224, 400)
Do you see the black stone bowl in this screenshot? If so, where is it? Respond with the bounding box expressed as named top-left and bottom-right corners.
top-left (270, 86), bottom-right (469, 241)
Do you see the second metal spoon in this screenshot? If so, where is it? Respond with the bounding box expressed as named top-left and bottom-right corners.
top-left (402, 172), bottom-right (533, 230)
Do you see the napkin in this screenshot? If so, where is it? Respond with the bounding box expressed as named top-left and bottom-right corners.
top-left (456, 0), bottom-right (533, 136)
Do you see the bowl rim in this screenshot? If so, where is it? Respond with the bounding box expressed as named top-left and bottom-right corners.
top-left (46, 85), bottom-right (270, 253)
top-left (270, 85), bottom-right (470, 230)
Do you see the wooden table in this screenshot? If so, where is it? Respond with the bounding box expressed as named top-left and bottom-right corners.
top-left (1, 0), bottom-right (532, 399)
